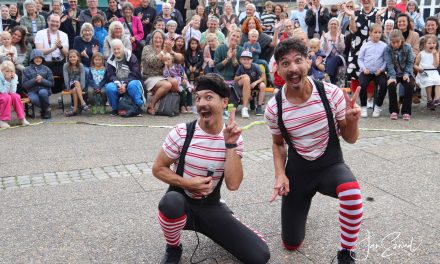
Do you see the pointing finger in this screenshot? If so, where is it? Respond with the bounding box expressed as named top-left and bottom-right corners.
top-left (270, 189), bottom-right (279, 202)
top-left (351, 86), bottom-right (361, 108)
top-left (228, 107), bottom-right (236, 125)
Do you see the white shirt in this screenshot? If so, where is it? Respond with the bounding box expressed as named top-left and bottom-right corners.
top-left (34, 29), bottom-right (69, 62)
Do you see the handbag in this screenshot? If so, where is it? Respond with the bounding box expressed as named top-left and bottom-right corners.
top-left (118, 93), bottom-right (141, 117)
top-left (124, 17), bottom-right (144, 59)
top-left (156, 92), bottom-right (180, 117)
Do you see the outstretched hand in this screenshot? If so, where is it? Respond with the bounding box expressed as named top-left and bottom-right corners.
top-left (270, 174), bottom-right (290, 202)
top-left (343, 86), bottom-right (361, 124)
top-left (223, 108), bottom-right (241, 145)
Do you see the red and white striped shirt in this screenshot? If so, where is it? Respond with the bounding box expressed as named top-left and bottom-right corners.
top-left (163, 121), bottom-right (244, 198)
top-left (265, 78), bottom-right (346, 160)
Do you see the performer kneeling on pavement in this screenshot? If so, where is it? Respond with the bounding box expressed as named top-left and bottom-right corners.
top-left (152, 73), bottom-right (270, 264)
top-left (265, 38), bottom-right (363, 264)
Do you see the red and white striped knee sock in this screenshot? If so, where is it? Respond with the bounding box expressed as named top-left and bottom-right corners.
top-left (158, 212), bottom-right (187, 247)
top-left (337, 181), bottom-right (363, 250)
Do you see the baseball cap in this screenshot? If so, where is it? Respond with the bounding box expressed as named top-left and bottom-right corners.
top-left (240, 50), bottom-right (253, 58)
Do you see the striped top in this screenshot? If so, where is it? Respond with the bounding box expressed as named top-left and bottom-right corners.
top-left (163, 121), bottom-right (244, 198)
top-left (264, 78), bottom-right (346, 160)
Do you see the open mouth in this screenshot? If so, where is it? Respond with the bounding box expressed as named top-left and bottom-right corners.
top-left (199, 110), bottom-right (213, 120)
top-left (288, 75), bottom-right (301, 85)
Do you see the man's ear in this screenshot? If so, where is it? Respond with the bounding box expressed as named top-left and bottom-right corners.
top-left (223, 97), bottom-right (229, 109)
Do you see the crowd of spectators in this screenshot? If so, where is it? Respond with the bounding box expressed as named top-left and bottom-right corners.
top-left (1, 0), bottom-right (440, 128)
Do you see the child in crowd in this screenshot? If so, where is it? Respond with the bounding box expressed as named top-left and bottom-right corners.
top-left (383, 19), bottom-right (395, 44)
top-left (0, 61), bottom-right (29, 128)
top-left (182, 15), bottom-right (202, 48)
top-left (384, 29), bottom-right (415, 120)
top-left (162, 53), bottom-right (192, 113)
top-left (234, 50), bottom-right (266, 116)
top-left (185, 37), bottom-right (203, 83)
top-left (173, 36), bottom-right (186, 56)
top-left (261, 1), bottom-right (277, 36)
top-left (308, 38), bottom-right (326, 81)
top-left (414, 34), bottom-right (440, 110)
top-left (0, 31), bottom-right (17, 63)
top-left (165, 20), bottom-right (180, 41)
top-left (358, 24), bottom-right (388, 118)
top-left (145, 18), bottom-right (165, 44)
top-left (203, 33), bottom-right (219, 74)
top-left (243, 29), bottom-right (272, 86)
top-left (88, 53), bottom-right (107, 114)
top-left (271, 61), bottom-right (284, 93)
top-left (92, 15), bottom-right (108, 53)
top-left (63, 50), bottom-right (88, 117)
top-left (22, 50), bottom-right (54, 119)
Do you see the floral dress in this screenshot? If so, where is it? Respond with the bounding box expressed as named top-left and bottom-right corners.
top-left (346, 8), bottom-right (378, 80)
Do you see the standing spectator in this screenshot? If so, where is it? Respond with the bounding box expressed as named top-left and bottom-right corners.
top-left (134, 0), bottom-right (156, 37)
top-left (184, 0), bottom-right (201, 23)
top-left (200, 16), bottom-right (226, 47)
top-left (384, 29), bottom-right (415, 120)
top-left (22, 50), bottom-right (54, 119)
top-left (20, 0), bottom-right (46, 47)
top-left (73, 23), bottom-right (100, 68)
top-left (395, 0), bottom-right (408, 13)
top-left (377, 0), bottom-right (401, 24)
top-left (105, 39), bottom-right (144, 116)
top-left (119, 2), bottom-right (144, 57)
top-left (261, 1), bottom-right (277, 36)
top-left (48, 0), bottom-right (64, 18)
top-left (320, 18), bottom-right (345, 84)
top-left (205, 0), bottom-right (223, 18)
top-left (1, 5), bottom-right (17, 32)
top-left (92, 15), bottom-right (108, 53)
top-left (182, 15), bottom-right (202, 48)
top-left (220, 2), bottom-right (238, 37)
top-left (60, 0), bottom-right (82, 49)
top-left (35, 0), bottom-right (49, 21)
top-left (159, 3), bottom-right (173, 27)
top-left (103, 21), bottom-right (132, 59)
top-left (167, 0), bottom-right (184, 34)
top-left (329, 5), bottom-right (340, 19)
top-left (239, 4), bottom-right (261, 25)
top-left (106, 0), bottom-right (122, 26)
top-left (274, 4), bottom-right (283, 21)
top-left (78, 0), bottom-right (107, 26)
top-left (8, 4), bottom-right (21, 24)
top-left (144, 17), bottom-right (165, 45)
top-left (338, 0), bottom-right (354, 34)
top-left (0, 61), bottom-right (29, 128)
top-left (406, 1), bottom-right (424, 32)
top-left (291, 0), bottom-right (308, 33)
top-left (196, 5), bottom-right (208, 33)
top-left (305, 0), bottom-right (330, 39)
top-left (34, 14), bottom-right (69, 93)
top-left (141, 30), bottom-right (183, 115)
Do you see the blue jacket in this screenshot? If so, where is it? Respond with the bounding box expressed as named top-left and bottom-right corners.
top-left (384, 43), bottom-right (415, 79)
top-left (22, 50), bottom-right (54, 93)
top-left (0, 73), bottom-right (18, 94)
top-left (94, 27), bottom-right (108, 53)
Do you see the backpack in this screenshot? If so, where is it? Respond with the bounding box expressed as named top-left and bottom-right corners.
top-left (156, 92), bottom-right (180, 117)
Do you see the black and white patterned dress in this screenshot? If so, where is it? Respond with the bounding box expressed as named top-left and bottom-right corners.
top-left (346, 8), bottom-right (378, 80)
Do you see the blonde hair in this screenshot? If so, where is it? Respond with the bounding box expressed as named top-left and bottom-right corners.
top-left (206, 33), bottom-right (219, 46)
top-left (248, 29), bottom-right (259, 37)
top-left (1, 31), bottom-right (11, 40)
top-left (80, 22), bottom-right (94, 37)
top-left (309, 38), bottom-right (320, 47)
top-left (369, 23), bottom-right (382, 33)
top-left (1, 60), bottom-right (15, 72)
top-left (109, 21), bottom-right (125, 38)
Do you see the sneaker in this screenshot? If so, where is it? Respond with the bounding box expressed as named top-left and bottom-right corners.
top-left (99, 106), bottom-right (106, 115)
top-left (241, 107), bottom-right (250, 118)
top-left (19, 118), bottom-right (30, 126)
top-left (390, 112), bottom-right (398, 120)
top-left (42, 110), bottom-right (51, 119)
top-left (403, 114), bottom-right (411, 121)
top-left (361, 107), bottom-right (368, 118)
top-left (91, 106), bottom-right (98, 115)
top-left (110, 110), bottom-right (118, 116)
top-left (434, 99), bottom-right (440, 106)
top-left (160, 244), bottom-right (182, 264)
top-left (81, 104), bottom-right (90, 111)
top-left (222, 110), bottom-right (230, 120)
top-left (367, 98), bottom-right (374, 109)
top-left (255, 105), bottom-right (264, 116)
top-left (0, 120), bottom-right (10, 129)
top-left (372, 106), bottom-right (381, 118)
top-left (337, 249), bottom-right (356, 264)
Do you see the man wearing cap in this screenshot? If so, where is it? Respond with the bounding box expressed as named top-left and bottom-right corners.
top-left (152, 73), bottom-right (270, 264)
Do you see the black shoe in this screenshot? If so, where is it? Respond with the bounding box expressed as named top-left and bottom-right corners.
top-left (337, 249), bottom-right (356, 264)
top-left (43, 110), bottom-right (51, 119)
top-left (160, 244), bottom-right (182, 264)
top-left (255, 105), bottom-right (264, 116)
top-left (110, 110), bottom-right (118, 116)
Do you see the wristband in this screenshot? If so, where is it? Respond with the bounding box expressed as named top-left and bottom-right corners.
top-left (225, 143), bottom-right (237, 149)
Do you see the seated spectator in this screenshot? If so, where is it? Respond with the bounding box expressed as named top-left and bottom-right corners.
top-left (60, 0), bottom-right (82, 49)
top-left (105, 39), bottom-right (144, 116)
top-left (220, 2), bottom-right (239, 37)
top-left (203, 33), bottom-right (219, 74)
top-left (145, 17), bottom-right (165, 45)
top-left (92, 15), bottom-right (108, 53)
top-left (20, 0), bottom-right (46, 46)
top-left (22, 50), bottom-right (54, 119)
top-left (134, 0), bottom-right (157, 37)
top-left (239, 3), bottom-right (261, 25)
top-left (162, 53), bottom-right (191, 113)
top-left (173, 36), bottom-right (185, 55)
top-left (1, 5), bottom-right (17, 31)
top-left (9, 4), bottom-right (21, 24)
top-left (88, 53), bottom-right (107, 114)
top-left (274, 4), bottom-right (283, 21)
top-left (73, 23), bottom-right (101, 68)
top-left (181, 15), bottom-right (202, 48)
top-left (200, 16), bottom-right (226, 47)
top-left (11, 26), bottom-right (32, 94)
top-left (48, 0), bottom-right (64, 20)
top-left (243, 29), bottom-right (272, 85)
top-left (106, 0), bottom-right (122, 26)
top-left (141, 29), bottom-right (183, 115)
top-left (383, 19), bottom-right (395, 43)
top-left (234, 50), bottom-right (266, 116)
top-left (0, 61), bottom-right (29, 128)
top-left (308, 38), bottom-right (326, 81)
top-left (63, 50), bottom-right (89, 117)
top-left (165, 20), bottom-right (180, 41)
top-left (0, 32), bottom-right (17, 63)
top-left (320, 18), bottom-right (345, 84)
top-left (35, 0), bottom-right (49, 20)
top-left (119, 2), bottom-right (144, 54)
top-left (78, 0), bottom-right (108, 26)
top-left (159, 3), bottom-right (174, 30)
top-left (406, 1), bottom-right (424, 32)
top-left (185, 37), bottom-right (203, 83)
top-left (279, 19), bottom-right (295, 42)
top-left (103, 21), bottom-right (132, 59)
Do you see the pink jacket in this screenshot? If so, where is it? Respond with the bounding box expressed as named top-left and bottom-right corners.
top-left (203, 45), bottom-right (215, 69)
top-left (119, 16), bottom-right (144, 49)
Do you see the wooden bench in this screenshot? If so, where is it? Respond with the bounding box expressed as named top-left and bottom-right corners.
top-left (60, 90), bottom-right (86, 112)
